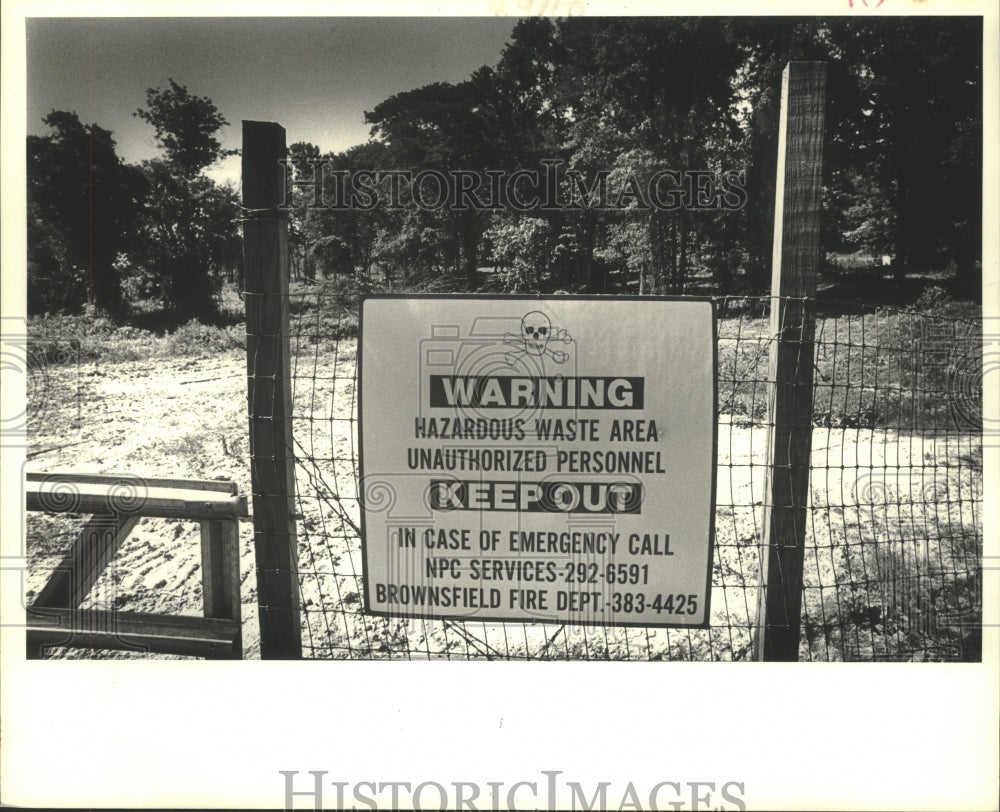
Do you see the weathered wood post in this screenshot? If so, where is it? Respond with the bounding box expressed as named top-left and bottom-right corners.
top-left (753, 63), bottom-right (826, 662)
top-left (242, 121), bottom-right (302, 658)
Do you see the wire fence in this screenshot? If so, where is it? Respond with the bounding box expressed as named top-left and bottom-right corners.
top-left (282, 285), bottom-right (983, 661)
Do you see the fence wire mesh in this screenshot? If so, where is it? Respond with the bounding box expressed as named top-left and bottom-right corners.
top-left (281, 287), bottom-right (983, 661)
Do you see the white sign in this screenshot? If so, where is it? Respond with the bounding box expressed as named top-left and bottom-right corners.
top-left (359, 296), bottom-right (716, 627)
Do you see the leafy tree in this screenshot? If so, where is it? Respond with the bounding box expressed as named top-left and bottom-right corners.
top-left (485, 216), bottom-right (556, 291)
top-left (286, 140), bottom-right (393, 281)
top-left (496, 18), bottom-right (746, 294)
top-left (134, 80), bottom-right (239, 320)
top-left (135, 78), bottom-right (234, 176)
top-left (138, 161), bottom-right (239, 316)
top-left (27, 111), bottom-right (147, 314)
top-left (732, 17), bottom-right (982, 292)
top-left (276, 17), bottom-right (983, 300)
top-left (823, 17), bottom-right (982, 284)
top-left (365, 78), bottom-right (509, 286)
top-left (286, 141), bottom-right (322, 281)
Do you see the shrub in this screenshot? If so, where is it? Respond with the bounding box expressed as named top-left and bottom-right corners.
top-left (28, 311), bottom-right (245, 365)
top-left (165, 320), bottom-right (245, 356)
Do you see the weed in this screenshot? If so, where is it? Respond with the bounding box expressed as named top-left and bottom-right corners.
top-left (165, 320), bottom-right (245, 356)
top-left (28, 312), bottom-right (245, 365)
top-left (716, 294), bottom-right (982, 432)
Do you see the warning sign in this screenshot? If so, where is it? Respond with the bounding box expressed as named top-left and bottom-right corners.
top-left (359, 296), bottom-right (716, 627)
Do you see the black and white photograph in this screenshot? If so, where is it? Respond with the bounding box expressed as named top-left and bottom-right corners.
top-left (1, 2), bottom-right (997, 810)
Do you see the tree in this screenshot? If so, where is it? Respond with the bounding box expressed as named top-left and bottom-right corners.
top-left (286, 141), bottom-right (321, 281)
top-left (823, 17), bottom-right (982, 284)
top-left (732, 17), bottom-right (982, 291)
top-left (485, 215), bottom-right (557, 292)
top-left (138, 161), bottom-right (239, 316)
top-left (286, 140), bottom-right (393, 281)
top-left (365, 77), bottom-right (509, 286)
top-left (135, 78), bottom-right (234, 177)
top-left (273, 17), bottom-right (983, 300)
top-left (496, 17), bottom-right (745, 294)
top-left (27, 111), bottom-right (147, 314)
top-left (134, 80), bottom-right (239, 320)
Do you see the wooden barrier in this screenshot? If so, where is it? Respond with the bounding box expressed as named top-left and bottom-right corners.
top-left (25, 472), bottom-right (247, 660)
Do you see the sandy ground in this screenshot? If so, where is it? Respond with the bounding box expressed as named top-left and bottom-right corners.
top-left (23, 343), bottom-right (982, 660)
top-left (25, 349), bottom-right (261, 658)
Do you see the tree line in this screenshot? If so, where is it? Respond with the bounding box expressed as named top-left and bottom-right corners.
top-left (28, 17), bottom-right (982, 321)
top-left (27, 79), bottom-right (241, 320)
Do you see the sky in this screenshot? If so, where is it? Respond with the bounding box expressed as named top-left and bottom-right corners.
top-left (26, 17), bottom-right (518, 185)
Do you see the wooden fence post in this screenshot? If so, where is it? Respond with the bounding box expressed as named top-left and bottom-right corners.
top-left (753, 63), bottom-right (826, 662)
top-left (242, 121), bottom-right (302, 659)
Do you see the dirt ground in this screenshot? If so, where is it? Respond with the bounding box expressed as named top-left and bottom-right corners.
top-left (25, 348), bottom-right (261, 658)
top-left (24, 342), bottom-right (983, 660)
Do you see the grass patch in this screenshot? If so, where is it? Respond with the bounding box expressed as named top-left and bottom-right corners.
top-left (165, 320), bottom-right (245, 356)
top-left (29, 310), bottom-right (245, 365)
top-left (802, 520), bottom-right (982, 662)
top-left (715, 289), bottom-right (982, 432)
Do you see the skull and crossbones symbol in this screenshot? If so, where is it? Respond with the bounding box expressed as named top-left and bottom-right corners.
top-left (504, 310), bottom-right (572, 366)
